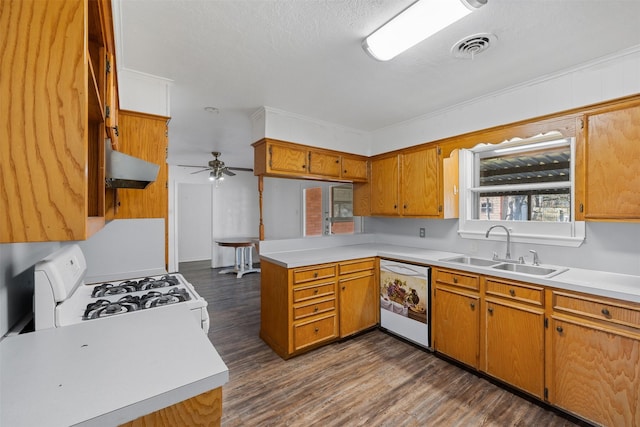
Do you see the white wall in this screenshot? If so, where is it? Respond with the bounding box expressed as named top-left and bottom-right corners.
top-left (370, 47), bottom-right (640, 154)
top-left (169, 166), bottom-right (260, 270)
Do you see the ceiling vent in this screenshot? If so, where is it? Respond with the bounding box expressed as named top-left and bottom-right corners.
top-left (451, 33), bottom-right (496, 59)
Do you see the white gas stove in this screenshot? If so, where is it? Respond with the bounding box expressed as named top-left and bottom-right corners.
top-left (34, 245), bottom-right (209, 333)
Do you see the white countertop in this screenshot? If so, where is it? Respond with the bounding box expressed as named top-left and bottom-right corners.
top-left (1, 304), bottom-right (229, 427)
top-left (260, 243), bottom-right (640, 303)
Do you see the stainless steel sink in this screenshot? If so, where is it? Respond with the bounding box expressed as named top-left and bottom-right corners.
top-left (443, 256), bottom-right (500, 267)
top-left (491, 263), bottom-right (565, 277)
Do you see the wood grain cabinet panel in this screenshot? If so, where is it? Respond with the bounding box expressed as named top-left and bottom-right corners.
top-left (269, 142), bottom-right (309, 175)
top-left (584, 102), bottom-right (640, 220)
top-left (338, 258), bottom-right (378, 338)
top-left (308, 150), bottom-right (341, 177)
top-left (370, 155), bottom-right (400, 215)
top-left (1, 0), bottom-right (117, 242)
top-left (482, 278), bottom-right (545, 398)
top-left (432, 268), bottom-right (481, 368)
top-left (341, 156), bottom-right (368, 182)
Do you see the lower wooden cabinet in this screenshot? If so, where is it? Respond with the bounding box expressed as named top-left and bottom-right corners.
top-left (482, 278), bottom-right (545, 398)
top-left (338, 258), bottom-right (378, 338)
top-left (260, 257), bottom-right (377, 359)
top-left (546, 289), bottom-right (640, 427)
top-left (432, 268), bottom-right (480, 368)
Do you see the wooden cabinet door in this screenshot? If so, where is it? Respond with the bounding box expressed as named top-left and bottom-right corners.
top-left (585, 104), bottom-right (640, 220)
top-left (433, 285), bottom-right (480, 368)
top-left (341, 157), bottom-right (368, 182)
top-left (308, 150), bottom-right (341, 177)
top-left (483, 299), bottom-right (545, 398)
top-left (401, 146), bottom-right (440, 216)
top-left (370, 155), bottom-right (399, 215)
top-left (547, 318), bottom-right (640, 427)
top-left (339, 270), bottom-right (377, 337)
top-left (268, 142), bottom-right (308, 175)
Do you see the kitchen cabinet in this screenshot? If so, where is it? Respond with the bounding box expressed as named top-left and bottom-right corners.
top-left (546, 289), bottom-right (640, 426)
top-left (260, 257), bottom-right (378, 359)
top-left (432, 268), bottom-right (480, 368)
top-left (581, 101), bottom-right (640, 221)
top-left (338, 258), bottom-right (378, 338)
top-left (252, 138), bottom-right (368, 182)
top-left (260, 260), bottom-right (338, 359)
top-left (370, 146), bottom-right (441, 217)
top-left (116, 110), bottom-right (169, 265)
top-left (1, 0), bottom-right (117, 242)
top-left (370, 155), bottom-right (400, 215)
top-left (481, 278), bottom-right (545, 398)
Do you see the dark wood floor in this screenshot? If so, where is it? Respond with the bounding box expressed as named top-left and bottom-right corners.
top-left (179, 260), bottom-right (581, 427)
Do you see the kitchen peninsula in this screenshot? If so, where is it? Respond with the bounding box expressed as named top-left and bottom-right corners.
top-left (1, 304), bottom-right (228, 427)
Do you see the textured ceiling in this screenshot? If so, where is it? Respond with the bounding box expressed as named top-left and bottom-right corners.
top-left (113, 0), bottom-right (640, 169)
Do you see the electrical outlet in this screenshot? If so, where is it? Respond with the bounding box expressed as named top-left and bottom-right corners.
top-left (419, 227), bottom-right (426, 238)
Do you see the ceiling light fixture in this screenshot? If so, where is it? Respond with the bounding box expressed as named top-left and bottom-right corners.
top-left (363, 0), bottom-right (487, 61)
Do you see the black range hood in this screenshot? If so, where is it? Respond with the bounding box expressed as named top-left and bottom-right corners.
top-left (105, 140), bottom-right (160, 189)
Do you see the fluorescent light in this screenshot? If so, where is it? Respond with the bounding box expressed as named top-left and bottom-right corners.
top-left (363, 0), bottom-right (486, 61)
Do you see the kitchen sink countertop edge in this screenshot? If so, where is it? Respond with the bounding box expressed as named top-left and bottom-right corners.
top-left (1, 304), bottom-right (229, 427)
top-left (259, 243), bottom-right (640, 303)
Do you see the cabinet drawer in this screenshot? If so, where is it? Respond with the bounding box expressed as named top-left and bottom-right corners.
top-left (293, 264), bottom-right (336, 284)
top-left (552, 291), bottom-right (640, 330)
top-left (435, 269), bottom-right (479, 291)
top-left (293, 314), bottom-right (337, 351)
top-left (339, 258), bottom-right (375, 275)
top-left (293, 298), bottom-right (336, 320)
top-left (293, 281), bottom-right (335, 303)
top-left (485, 279), bottom-right (543, 306)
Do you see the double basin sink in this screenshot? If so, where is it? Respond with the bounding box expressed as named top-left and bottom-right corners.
top-left (441, 256), bottom-right (568, 278)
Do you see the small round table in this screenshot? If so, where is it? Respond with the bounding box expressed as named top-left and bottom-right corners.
top-left (215, 238), bottom-right (261, 278)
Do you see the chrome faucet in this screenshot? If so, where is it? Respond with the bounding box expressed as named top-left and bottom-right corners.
top-left (485, 225), bottom-right (511, 260)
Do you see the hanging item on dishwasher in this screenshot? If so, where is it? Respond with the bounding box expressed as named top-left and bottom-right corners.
top-left (379, 259), bottom-right (430, 349)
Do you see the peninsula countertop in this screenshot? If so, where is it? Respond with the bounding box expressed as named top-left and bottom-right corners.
top-left (1, 304), bottom-right (229, 427)
top-left (259, 242), bottom-right (640, 303)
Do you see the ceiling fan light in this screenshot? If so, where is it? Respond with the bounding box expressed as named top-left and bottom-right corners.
top-left (363, 0), bottom-right (486, 61)
top-left (209, 171), bottom-right (215, 181)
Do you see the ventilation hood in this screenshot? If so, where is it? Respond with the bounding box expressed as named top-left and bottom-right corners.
top-left (105, 140), bottom-right (160, 189)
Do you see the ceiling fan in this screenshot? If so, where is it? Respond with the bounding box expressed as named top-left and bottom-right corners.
top-left (179, 152), bottom-right (253, 182)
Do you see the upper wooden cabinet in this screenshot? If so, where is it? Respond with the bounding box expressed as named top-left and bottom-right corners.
top-left (252, 138), bottom-right (368, 182)
top-left (581, 102), bottom-right (640, 220)
top-left (0, 0), bottom-right (116, 242)
top-left (370, 146), bottom-right (441, 217)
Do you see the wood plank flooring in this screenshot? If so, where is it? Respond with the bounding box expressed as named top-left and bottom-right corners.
top-left (179, 260), bottom-right (584, 427)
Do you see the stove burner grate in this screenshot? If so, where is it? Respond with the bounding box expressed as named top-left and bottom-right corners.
top-left (91, 275), bottom-right (180, 297)
top-left (83, 287), bottom-right (192, 320)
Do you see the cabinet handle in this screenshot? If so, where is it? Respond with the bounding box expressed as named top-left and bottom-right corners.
top-left (342, 286), bottom-right (346, 291)
top-left (314, 289), bottom-right (319, 295)
top-left (601, 308), bottom-right (610, 317)
top-left (403, 204), bottom-right (407, 209)
top-left (314, 306), bottom-right (319, 312)
top-left (452, 277), bottom-right (458, 284)
top-left (313, 272), bottom-right (318, 278)
top-left (556, 326), bottom-right (563, 333)
top-left (393, 204), bottom-right (397, 209)
top-left (487, 307), bottom-right (494, 314)
top-left (509, 289), bottom-right (516, 297)
top-left (335, 159), bottom-right (340, 163)
top-left (344, 170), bottom-right (347, 174)
top-left (470, 302), bottom-right (475, 309)
top-left (314, 327), bottom-right (319, 334)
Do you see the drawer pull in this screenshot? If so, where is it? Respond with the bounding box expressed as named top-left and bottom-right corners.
top-left (314, 289), bottom-right (319, 295)
top-left (487, 307), bottom-right (494, 314)
top-left (509, 289), bottom-right (516, 297)
top-left (453, 277), bottom-right (458, 284)
top-left (314, 327), bottom-right (319, 334)
top-left (601, 308), bottom-right (611, 317)
top-left (470, 302), bottom-right (475, 309)
top-left (556, 326), bottom-right (563, 333)
top-left (313, 272), bottom-right (318, 278)
top-left (314, 306), bottom-right (319, 312)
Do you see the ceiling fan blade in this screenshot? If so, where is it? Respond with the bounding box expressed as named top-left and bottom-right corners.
top-left (178, 164), bottom-right (208, 168)
top-left (190, 168), bottom-right (211, 175)
top-left (227, 167), bottom-right (254, 172)
top-left (222, 168), bottom-right (236, 176)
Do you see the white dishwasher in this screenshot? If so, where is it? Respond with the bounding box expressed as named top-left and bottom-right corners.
top-left (379, 259), bottom-right (430, 349)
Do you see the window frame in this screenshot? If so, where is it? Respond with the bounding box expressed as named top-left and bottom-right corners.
top-left (458, 132), bottom-right (586, 247)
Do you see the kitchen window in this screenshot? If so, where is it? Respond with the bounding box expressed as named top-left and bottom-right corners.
top-left (458, 132), bottom-right (585, 247)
